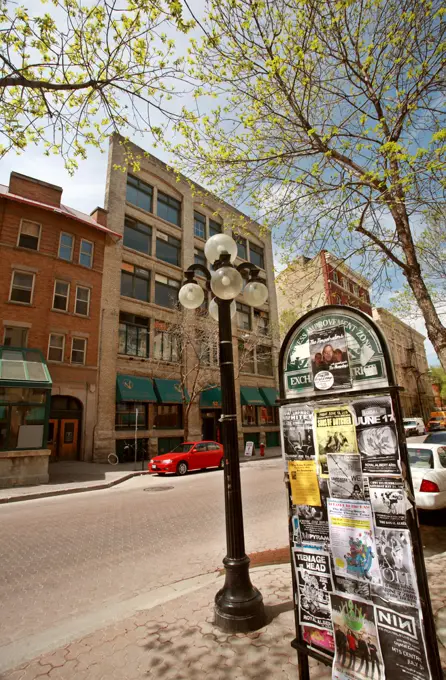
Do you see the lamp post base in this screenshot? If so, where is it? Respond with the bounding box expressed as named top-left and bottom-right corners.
top-left (214, 556), bottom-right (266, 633)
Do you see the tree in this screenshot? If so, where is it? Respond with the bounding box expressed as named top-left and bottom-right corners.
top-left (430, 366), bottom-right (446, 403)
top-left (0, 0), bottom-right (191, 172)
top-left (173, 0), bottom-right (446, 369)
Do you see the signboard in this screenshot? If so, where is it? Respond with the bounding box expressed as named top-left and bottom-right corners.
top-left (279, 306), bottom-right (442, 680)
top-left (244, 441), bottom-right (254, 457)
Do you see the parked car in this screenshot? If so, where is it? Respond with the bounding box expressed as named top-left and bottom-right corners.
top-left (403, 417), bottom-right (425, 437)
top-left (427, 411), bottom-right (446, 432)
top-left (407, 443), bottom-right (446, 510)
top-left (149, 441), bottom-right (224, 476)
top-left (424, 432), bottom-right (446, 445)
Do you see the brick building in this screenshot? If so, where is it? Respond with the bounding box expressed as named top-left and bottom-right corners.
top-left (93, 136), bottom-right (280, 462)
top-left (0, 172), bottom-right (119, 461)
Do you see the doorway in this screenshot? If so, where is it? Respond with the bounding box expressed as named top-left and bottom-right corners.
top-left (49, 396), bottom-right (82, 460)
top-left (201, 409), bottom-right (222, 442)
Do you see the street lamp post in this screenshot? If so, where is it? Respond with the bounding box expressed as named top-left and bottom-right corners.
top-left (179, 234), bottom-right (268, 633)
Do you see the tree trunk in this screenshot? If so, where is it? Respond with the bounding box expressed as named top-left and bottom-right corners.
top-left (183, 402), bottom-right (189, 443)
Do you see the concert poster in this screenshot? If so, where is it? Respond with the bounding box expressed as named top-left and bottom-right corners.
top-left (368, 477), bottom-right (408, 529)
top-left (327, 453), bottom-right (364, 500)
top-left (352, 397), bottom-right (400, 475)
top-left (315, 405), bottom-right (358, 477)
top-left (373, 528), bottom-right (419, 606)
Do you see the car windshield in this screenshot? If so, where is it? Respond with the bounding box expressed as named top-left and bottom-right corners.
top-left (404, 421), bottom-right (417, 427)
top-left (425, 432), bottom-right (446, 444)
top-left (408, 447), bottom-right (434, 469)
top-left (171, 443), bottom-right (193, 453)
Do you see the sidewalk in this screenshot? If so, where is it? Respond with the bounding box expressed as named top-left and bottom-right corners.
top-left (0, 448), bottom-right (282, 504)
top-left (2, 554), bottom-right (445, 680)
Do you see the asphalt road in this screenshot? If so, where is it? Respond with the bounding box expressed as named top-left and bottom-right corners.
top-left (0, 458), bottom-right (445, 672)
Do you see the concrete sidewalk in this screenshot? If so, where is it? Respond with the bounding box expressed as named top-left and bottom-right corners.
top-left (2, 554), bottom-right (445, 680)
top-left (0, 448), bottom-right (282, 504)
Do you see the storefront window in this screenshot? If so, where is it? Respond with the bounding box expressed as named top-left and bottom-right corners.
top-left (115, 402), bottom-right (148, 430)
top-left (154, 404), bottom-right (182, 429)
top-left (259, 406), bottom-right (278, 425)
top-left (242, 405), bottom-right (257, 426)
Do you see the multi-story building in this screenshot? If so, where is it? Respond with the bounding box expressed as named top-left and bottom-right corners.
top-left (0, 171), bottom-right (119, 462)
top-left (276, 251), bottom-right (372, 336)
top-left (372, 308), bottom-right (435, 421)
top-left (93, 136), bottom-right (280, 461)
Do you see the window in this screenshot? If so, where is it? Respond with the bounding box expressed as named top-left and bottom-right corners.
top-left (71, 337), bottom-right (87, 364)
top-left (259, 406), bottom-right (278, 425)
top-left (331, 270), bottom-right (339, 284)
top-left (53, 280), bottom-right (70, 311)
top-left (257, 345), bottom-right (273, 375)
top-left (79, 239), bottom-right (94, 268)
top-left (194, 211), bottom-right (206, 239)
top-left (209, 219), bottom-right (221, 237)
top-left (235, 235), bottom-right (247, 260)
top-left (194, 249), bottom-right (206, 268)
top-left (18, 220), bottom-right (40, 250)
top-left (58, 232), bottom-right (74, 261)
top-left (126, 175), bottom-right (153, 212)
top-left (156, 233), bottom-right (181, 266)
top-left (115, 402), bottom-right (148, 430)
top-left (237, 302), bottom-right (251, 330)
top-left (249, 242), bottom-right (264, 269)
top-left (3, 327), bottom-right (28, 347)
top-left (157, 191), bottom-right (181, 226)
top-left (118, 312), bottom-right (149, 357)
top-left (198, 336), bottom-right (218, 366)
top-left (75, 286), bottom-right (91, 316)
top-left (10, 271), bottom-right (34, 304)
top-left (121, 264), bottom-right (150, 302)
top-left (153, 320), bottom-right (178, 361)
top-left (341, 277), bottom-right (349, 290)
top-left (238, 340), bottom-right (255, 373)
top-left (254, 310), bottom-right (269, 335)
top-left (333, 294), bottom-right (341, 305)
top-left (155, 275), bottom-right (180, 308)
top-left (154, 404), bottom-right (182, 429)
top-left (48, 334), bottom-right (65, 362)
top-left (123, 217), bottom-right (152, 255)
top-left (353, 283), bottom-right (359, 297)
top-left (242, 405), bottom-right (257, 426)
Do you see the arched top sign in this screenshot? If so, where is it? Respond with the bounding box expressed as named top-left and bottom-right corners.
top-left (281, 306), bottom-right (391, 400)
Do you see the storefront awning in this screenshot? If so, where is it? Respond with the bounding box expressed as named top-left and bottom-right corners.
top-left (200, 386), bottom-right (222, 408)
top-left (259, 387), bottom-right (279, 407)
top-left (116, 375), bottom-right (157, 402)
top-left (153, 378), bottom-right (188, 404)
top-left (0, 348), bottom-right (51, 388)
top-left (240, 386), bottom-right (266, 406)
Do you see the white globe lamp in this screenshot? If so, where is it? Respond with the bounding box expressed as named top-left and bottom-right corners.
top-left (209, 298), bottom-right (237, 321)
top-left (178, 282), bottom-right (205, 309)
top-left (204, 233), bottom-right (238, 264)
top-left (243, 280), bottom-right (269, 306)
top-left (210, 266), bottom-right (244, 300)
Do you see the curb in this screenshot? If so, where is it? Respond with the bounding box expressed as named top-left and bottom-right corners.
top-left (0, 455), bottom-right (282, 505)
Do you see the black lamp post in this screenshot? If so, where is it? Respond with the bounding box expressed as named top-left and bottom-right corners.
top-left (178, 233), bottom-right (268, 633)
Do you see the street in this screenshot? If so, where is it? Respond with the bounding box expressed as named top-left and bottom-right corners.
top-left (1, 458), bottom-right (445, 675)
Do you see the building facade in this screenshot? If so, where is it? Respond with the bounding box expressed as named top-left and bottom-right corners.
top-left (372, 308), bottom-right (435, 421)
top-left (93, 136), bottom-right (280, 462)
top-left (0, 171), bottom-right (118, 462)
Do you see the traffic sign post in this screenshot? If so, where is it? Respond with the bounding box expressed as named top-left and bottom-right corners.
top-left (278, 306), bottom-right (442, 680)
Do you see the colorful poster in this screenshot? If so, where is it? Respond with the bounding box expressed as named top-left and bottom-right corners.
top-left (288, 460), bottom-right (321, 506)
top-left (373, 528), bottom-right (419, 606)
top-left (368, 477), bottom-right (407, 528)
top-left (330, 593), bottom-right (385, 680)
top-left (327, 499), bottom-right (381, 585)
top-left (294, 548), bottom-right (333, 631)
top-left (353, 397), bottom-right (400, 475)
top-left (309, 325), bottom-right (352, 391)
top-left (375, 599), bottom-right (432, 680)
top-left (327, 454), bottom-right (364, 500)
top-left (281, 405), bottom-right (315, 461)
top-left (302, 625), bottom-right (334, 654)
top-left (315, 406), bottom-right (358, 477)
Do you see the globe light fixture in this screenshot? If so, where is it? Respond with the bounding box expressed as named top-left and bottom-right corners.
top-left (243, 279), bottom-right (269, 307)
top-left (204, 233), bottom-right (238, 264)
top-left (209, 298), bottom-right (237, 321)
top-left (210, 266), bottom-right (244, 300)
top-left (178, 282), bottom-right (204, 309)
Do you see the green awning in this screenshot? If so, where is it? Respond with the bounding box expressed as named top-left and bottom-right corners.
top-left (200, 386), bottom-right (222, 408)
top-left (0, 348), bottom-right (51, 388)
top-left (116, 375), bottom-right (157, 402)
top-left (259, 387), bottom-right (279, 407)
top-left (153, 379), bottom-right (188, 404)
top-left (240, 386), bottom-right (266, 406)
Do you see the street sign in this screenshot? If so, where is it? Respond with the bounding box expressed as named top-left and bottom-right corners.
top-left (278, 305), bottom-right (442, 680)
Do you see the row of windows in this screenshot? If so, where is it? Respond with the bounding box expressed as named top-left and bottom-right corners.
top-left (193, 211), bottom-right (222, 240)
top-left (238, 342), bottom-right (274, 376)
top-left (120, 265), bottom-right (180, 309)
top-left (116, 401), bottom-right (182, 430)
top-left (331, 270), bottom-right (369, 302)
top-left (235, 236), bottom-right (265, 268)
top-left (48, 334), bottom-right (87, 364)
top-left (242, 405), bottom-right (279, 426)
top-left (8, 271), bottom-right (91, 316)
top-left (126, 176), bottom-right (182, 227)
top-left (236, 303), bottom-right (269, 334)
top-left (15, 219), bottom-right (94, 267)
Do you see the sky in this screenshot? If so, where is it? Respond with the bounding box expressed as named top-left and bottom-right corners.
top-left (0, 0), bottom-right (442, 367)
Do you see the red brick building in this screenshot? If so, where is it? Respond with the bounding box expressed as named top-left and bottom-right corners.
top-left (320, 251), bottom-right (372, 315)
top-left (0, 172), bottom-right (119, 460)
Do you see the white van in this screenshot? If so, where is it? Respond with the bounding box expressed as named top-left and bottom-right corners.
top-left (403, 418), bottom-right (425, 437)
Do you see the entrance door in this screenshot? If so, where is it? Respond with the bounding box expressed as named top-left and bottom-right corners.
top-left (59, 419), bottom-right (79, 459)
top-left (201, 410), bottom-right (221, 441)
top-left (48, 419), bottom-right (59, 457)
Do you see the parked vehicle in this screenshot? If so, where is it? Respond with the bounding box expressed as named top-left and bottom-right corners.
top-left (407, 443), bottom-right (446, 510)
top-left (403, 417), bottom-right (425, 437)
top-left (427, 411), bottom-right (446, 432)
top-left (149, 440), bottom-right (224, 476)
top-left (424, 432), bottom-right (446, 445)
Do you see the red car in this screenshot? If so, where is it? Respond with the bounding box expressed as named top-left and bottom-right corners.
top-left (149, 441), bottom-right (224, 476)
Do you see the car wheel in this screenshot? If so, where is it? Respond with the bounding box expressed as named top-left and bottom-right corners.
top-left (176, 461), bottom-right (188, 476)
top-left (219, 458), bottom-right (225, 469)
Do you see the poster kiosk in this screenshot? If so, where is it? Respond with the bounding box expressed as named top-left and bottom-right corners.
top-left (278, 305), bottom-right (442, 680)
